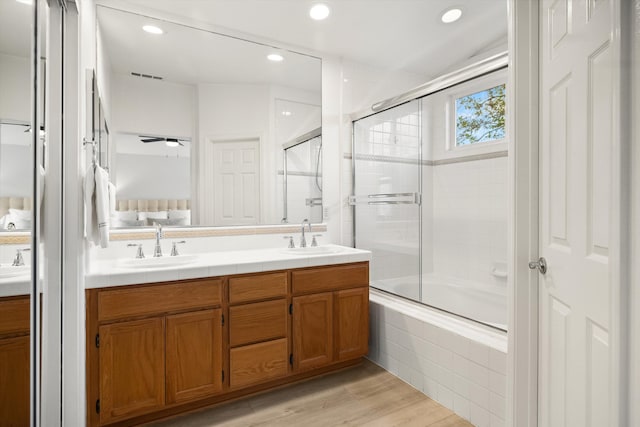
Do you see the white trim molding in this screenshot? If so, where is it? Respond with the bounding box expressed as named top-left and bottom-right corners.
top-left (507, 0), bottom-right (539, 426)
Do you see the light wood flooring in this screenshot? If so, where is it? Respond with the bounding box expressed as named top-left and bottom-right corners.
top-left (149, 360), bottom-right (472, 427)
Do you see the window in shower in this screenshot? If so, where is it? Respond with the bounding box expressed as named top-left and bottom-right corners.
top-left (455, 83), bottom-right (506, 146)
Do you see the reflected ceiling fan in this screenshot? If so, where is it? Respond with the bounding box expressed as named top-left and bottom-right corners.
top-left (139, 135), bottom-right (188, 147)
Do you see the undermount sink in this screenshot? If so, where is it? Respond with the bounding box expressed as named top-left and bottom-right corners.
top-left (116, 254), bottom-right (199, 269)
top-left (0, 264), bottom-right (30, 279)
top-left (280, 246), bottom-right (344, 256)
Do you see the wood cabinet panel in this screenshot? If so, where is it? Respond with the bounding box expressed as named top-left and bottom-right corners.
top-left (0, 296), bottom-right (30, 336)
top-left (334, 287), bottom-right (369, 361)
top-left (293, 293), bottom-right (333, 372)
top-left (0, 335), bottom-right (29, 426)
top-left (166, 309), bottom-right (223, 404)
top-left (98, 279), bottom-right (222, 322)
top-left (100, 318), bottom-right (165, 424)
top-left (229, 272), bottom-right (288, 304)
top-left (291, 263), bottom-right (368, 295)
top-left (229, 299), bottom-right (287, 347)
top-left (230, 338), bottom-right (288, 389)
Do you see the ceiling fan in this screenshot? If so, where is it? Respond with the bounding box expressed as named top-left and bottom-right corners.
top-left (139, 135), bottom-right (188, 147)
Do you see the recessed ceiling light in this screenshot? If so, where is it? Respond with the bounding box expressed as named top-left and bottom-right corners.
top-left (15, 0), bottom-right (34, 5)
top-left (165, 140), bottom-right (179, 147)
top-left (343, 78), bottom-right (349, 83)
top-left (441, 8), bottom-right (462, 24)
top-left (282, 111), bottom-right (292, 116)
top-left (142, 25), bottom-right (164, 35)
top-left (267, 54), bottom-right (284, 62)
top-left (309, 3), bottom-right (330, 20)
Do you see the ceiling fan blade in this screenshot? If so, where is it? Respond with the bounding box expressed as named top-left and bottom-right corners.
top-left (141, 138), bottom-right (164, 143)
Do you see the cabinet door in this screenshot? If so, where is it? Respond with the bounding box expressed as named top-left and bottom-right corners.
top-left (100, 318), bottom-right (165, 424)
top-left (0, 335), bottom-right (29, 426)
top-left (292, 292), bottom-right (333, 372)
top-left (334, 287), bottom-right (369, 361)
top-left (166, 309), bottom-right (223, 404)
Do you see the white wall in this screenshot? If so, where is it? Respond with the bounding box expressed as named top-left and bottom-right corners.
top-left (115, 154), bottom-right (190, 200)
top-left (111, 73), bottom-right (195, 137)
top-left (0, 53), bottom-right (30, 122)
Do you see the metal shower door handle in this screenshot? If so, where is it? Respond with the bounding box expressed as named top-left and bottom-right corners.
top-left (529, 257), bottom-right (547, 274)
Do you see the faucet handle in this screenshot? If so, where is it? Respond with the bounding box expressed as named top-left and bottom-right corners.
top-left (283, 236), bottom-right (295, 248)
top-left (127, 243), bottom-right (145, 259)
top-left (171, 241), bottom-right (186, 256)
top-left (311, 234), bottom-right (322, 247)
top-left (12, 248), bottom-right (30, 266)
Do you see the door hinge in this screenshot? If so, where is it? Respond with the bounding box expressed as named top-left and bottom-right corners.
top-left (289, 303), bottom-right (293, 315)
top-left (222, 370), bottom-right (225, 382)
top-left (289, 353), bottom-right (293, 366)
top-left (222, 314), bottom-right (225, 326)
top-left (95, 399), bottom-right (100, 414)
top-left (95, 334), bottom-right (100, 348)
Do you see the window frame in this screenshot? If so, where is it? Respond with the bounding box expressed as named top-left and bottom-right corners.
top-left (446, 70), bottom-right (508, 153)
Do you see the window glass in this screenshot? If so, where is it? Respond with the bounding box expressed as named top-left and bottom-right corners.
top-left (455, 84), bottom-right (506, 145)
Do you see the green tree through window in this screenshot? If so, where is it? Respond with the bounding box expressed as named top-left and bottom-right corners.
top-left (455, 84), bottom-right (506, 145)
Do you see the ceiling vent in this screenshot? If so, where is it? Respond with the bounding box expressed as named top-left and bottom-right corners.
top-left (130, 72), bottom-right (163, 80)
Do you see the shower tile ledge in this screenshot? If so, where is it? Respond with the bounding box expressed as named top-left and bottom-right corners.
top-left (85, 244), bottom-right (371, 289)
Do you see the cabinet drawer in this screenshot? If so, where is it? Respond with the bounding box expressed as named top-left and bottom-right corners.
top-left (229, 299), bottom-right (287, 347)
top-left (98, 279), bottom-right (222, 322)
top-left (230, 338), bottom-right (288, 389)
top-left (0, 296), bottom-right (30, 336)
top-left (291, 263), bottom-right (369, 295)
top-left (229, 272), bottom-right (288, 304)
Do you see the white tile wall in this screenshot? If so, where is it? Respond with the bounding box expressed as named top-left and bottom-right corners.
top-left (369, 297), bottom-right (507, 427)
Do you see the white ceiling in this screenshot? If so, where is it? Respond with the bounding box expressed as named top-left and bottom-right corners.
top-left (118, 0), bottom-right (508, 80)
top-left (98, 6), bottom-right (322, 91)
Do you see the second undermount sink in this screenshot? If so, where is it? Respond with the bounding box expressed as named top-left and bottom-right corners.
top-left (0, 264), bottom-right (30, 279)
top-left (116, 254), bottom-right (199, 269)
top-left (280, 246), bottom-right (344, 256)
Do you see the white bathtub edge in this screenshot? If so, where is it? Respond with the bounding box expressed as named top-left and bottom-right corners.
top-left (370, 288), bottom-right (508, 354)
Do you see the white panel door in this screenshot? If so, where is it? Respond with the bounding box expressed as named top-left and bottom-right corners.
top-left (209, 139), bottom-right (260, 225)
top-left (539, 1), bottom-right (618, 426)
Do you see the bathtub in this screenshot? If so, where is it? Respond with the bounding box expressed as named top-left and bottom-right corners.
top-left (368, 288), bottom-right (508, 426)
top-left (371, 272), bottom-right (508, 330)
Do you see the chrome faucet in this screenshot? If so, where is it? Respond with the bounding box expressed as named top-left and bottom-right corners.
top-left (153, 223), bottom-right (163, 257)
top-left (12, 248), bottom-right (30, 266)
top-left (300, 219), bottom-right (311, 248)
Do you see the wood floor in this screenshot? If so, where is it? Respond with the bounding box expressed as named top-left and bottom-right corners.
top-left (149, 360), bottom-right (472, 427)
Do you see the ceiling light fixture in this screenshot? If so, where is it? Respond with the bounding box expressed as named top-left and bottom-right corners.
top-left (309, 3), bottom-right (330, 21)
top-left (165, 140), bottom-right (180, 147)
top-left (282, 111), bottom-right (292, 116)
top-left (441, 8), bottom-right (462, 24)
top-left (142, 25), bottom-right (164, 35)
top-left (267, 54), bottom-right (284, 62)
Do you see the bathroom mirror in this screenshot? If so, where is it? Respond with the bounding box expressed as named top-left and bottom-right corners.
top-left (96, 6), bottom-right (322, 228)
top-left (0, 2), bottom-right (36, 232)
top-left (283, 128), bottom-right (322, 224)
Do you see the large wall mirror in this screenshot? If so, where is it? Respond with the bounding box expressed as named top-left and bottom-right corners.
top-left (95, 6), bottom-right (322, 228)
top-left (0, 1), bottom-right (38, 233)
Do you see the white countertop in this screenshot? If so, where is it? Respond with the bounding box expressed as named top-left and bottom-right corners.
top-left (86, 244), bottom-right (371, 289)
top-left (0, 276), bottom-right (30, 298)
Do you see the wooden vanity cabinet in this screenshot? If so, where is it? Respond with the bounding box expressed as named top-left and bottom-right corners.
top-left (291, 263), bottom-right (369, 372)
top-left (228, 272), bottom-right (289, 390)
top-left (99, 318), bottom-right (165, 424)
top-left (0, 295), bottom-right (30, 427)
top-left (86, 262), bottom-right (369, 426)
top-left (166, 309), bottom-right (223, 404)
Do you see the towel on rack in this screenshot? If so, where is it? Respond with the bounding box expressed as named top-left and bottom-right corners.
top-left (95, 166), bottom-right (110, 248)
top-left (84, 164), bottom-right (111, 248)
top-left (108, 182), bottom-right (116, 217)
top-left (84, 165), bottom-right (98, 245)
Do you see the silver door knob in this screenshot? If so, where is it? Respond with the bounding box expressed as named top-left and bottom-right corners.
top-left (529, 257), bottom-right (547, 274)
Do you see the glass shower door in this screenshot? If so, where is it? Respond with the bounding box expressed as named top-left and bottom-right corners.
top-left (352, 100), bottom-right (421, 301)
